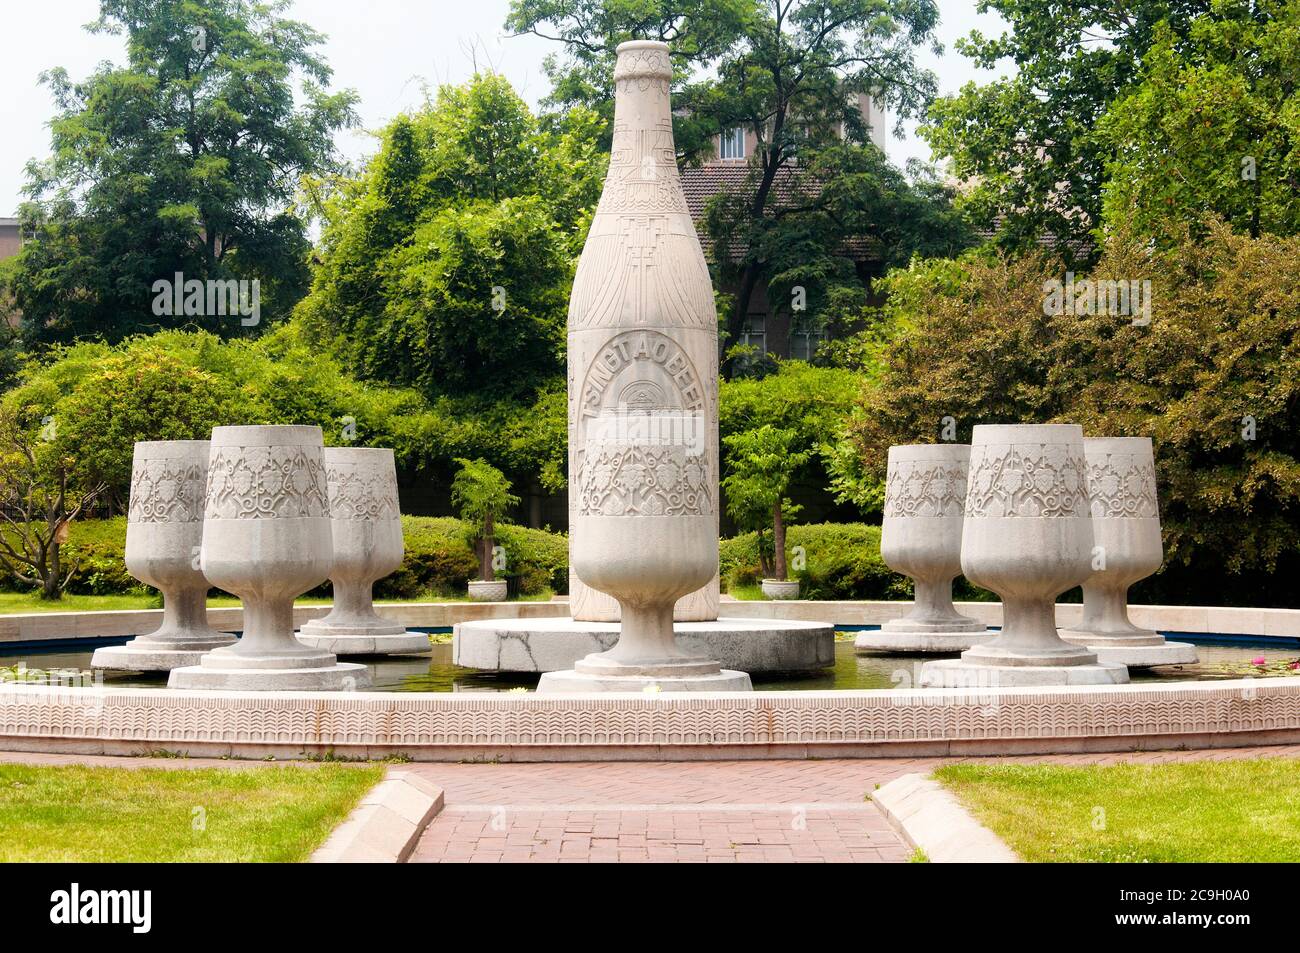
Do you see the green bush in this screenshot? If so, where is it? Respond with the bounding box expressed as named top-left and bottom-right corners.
top-left (62, 518), bottom-right (140, 596)
top-left (3, 517), bottom-right (568, 600)
top-left (721, 523), bottom-right (898, 600)
top-left (720, 521), bottom-right (994, 602)
top-left (377, 517), bottom-right (568, 598)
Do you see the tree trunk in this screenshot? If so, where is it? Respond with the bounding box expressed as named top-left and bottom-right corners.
top-left (757, 525), bottom-right (773, 579)
top-left (722, 131), bottom-right (784, 380)
top-left (772, 499), bottom-right (787, 581)
top-left (724, 264), bottom-right (762, 379)
top-left (42, 540), bottom-right (61, 600)
top-left (481, 512), bottom-right (494, 582)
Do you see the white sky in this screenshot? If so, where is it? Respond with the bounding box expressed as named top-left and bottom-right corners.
top-left (0, 0), bottom-right (1009, 216)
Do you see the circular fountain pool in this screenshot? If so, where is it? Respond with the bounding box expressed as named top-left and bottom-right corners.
top-left (3, 634), bottom-right (1292, 692)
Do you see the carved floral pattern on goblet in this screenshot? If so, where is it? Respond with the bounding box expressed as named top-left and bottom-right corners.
top-left (879, 445), bottom-right (985, 632)
top-left (168, 426), bottom-right (368, 691)
top-left (1058, 437), bottom-right (1196, 665)
top-left (919, 424), bottom-right (1129, 687)
top-left (857, 444), bottom-right (993, 654)
top-left (91, 441), bottom-right (236, 672)
top-left (296, 448), bottom-right (429, 656)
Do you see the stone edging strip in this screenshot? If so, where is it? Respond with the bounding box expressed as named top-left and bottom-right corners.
top-left (873, 773), bottom-right (1018, 863)
top-left (311, 769), bottom-right (444, 863)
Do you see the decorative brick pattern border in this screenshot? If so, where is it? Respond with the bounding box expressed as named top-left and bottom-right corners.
top-left (2, 678), bottom-right (1298, 761)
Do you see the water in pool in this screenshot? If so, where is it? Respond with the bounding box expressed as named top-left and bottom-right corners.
top-left (3, 635), bottom-right (1293, 692)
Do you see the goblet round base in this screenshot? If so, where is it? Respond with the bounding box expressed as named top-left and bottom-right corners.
top-left (854, 629), bottom-right (995, 654)
top-left (91, 634), bottom-right (237, 673)
top-left (168, 661), bottom-right (370, 691)
top-left (574, 651), bottom-right (721, 678)
top-left (1058, 627), bottom-right (1165, 647)
top-left (918, 658), bottom-right (1130, 687)
top-left (536, 669), bottom-right (753, 693)
top-left (960, 641), bottom-right (1098, 667)
top-left (1058, 636), bottom-right (1198, 668)
top-left (295, 626), bottom-right (431, 656)
top-left (879, 616), bottom-right (988, 634)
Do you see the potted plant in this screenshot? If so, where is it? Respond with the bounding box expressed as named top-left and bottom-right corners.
top-left (451, 457), bottom-right (519, 602)
top-left (721, 425), bottom-right (810, 600)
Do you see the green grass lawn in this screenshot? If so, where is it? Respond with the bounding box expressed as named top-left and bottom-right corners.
top-left (0, 762), bottom-right (383, 862)
top-left (0, 588), bottom-right (557, 614)
top-left (936, 758), bottom-right (1300, 862)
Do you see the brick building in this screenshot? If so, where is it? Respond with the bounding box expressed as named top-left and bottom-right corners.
top-left (681, 94), bottom-right (888, 363)
top-left (0, 217), bottom-right (20, 328)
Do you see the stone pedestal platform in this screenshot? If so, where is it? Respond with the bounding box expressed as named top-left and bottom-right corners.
top-left (536, 669), bottom-right (753, 693)
top-left (454, 617), bottom-right (834, 673)
top-left (91, 635), bottom-right (236, 672)
top-left (296, 621), bottom-right (431, 657)
top-left (1058, 631), bottom-right (1198, 668)
top-left (169, 647), bottom-right (370, 691)
top-left (918, 658), bottom-right (1130, 687)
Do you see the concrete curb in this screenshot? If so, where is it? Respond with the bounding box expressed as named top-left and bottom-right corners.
top-left (311, 769), bottom-right (444, 863)
top-left (872, 772), bottom-right (1019, 863)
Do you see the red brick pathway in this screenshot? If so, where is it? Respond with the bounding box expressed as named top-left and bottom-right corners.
top-left (405, 745), bottom-right (1300, 864)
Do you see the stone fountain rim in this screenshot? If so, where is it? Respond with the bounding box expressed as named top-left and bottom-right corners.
top-left (3, 676), bottom-right (1298, 762)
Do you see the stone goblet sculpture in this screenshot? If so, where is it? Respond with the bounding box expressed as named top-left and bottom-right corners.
top-left (537, 413), bottom-right (751, 692)
top-left (91, 441), bottom-right (236, 672)
top-left (855, 444), bottom-right (994, 654)
top-left (920, 424), bottom-right (1128, 687)
top-left (296, 448), bottom-right (429, 656)
top-left (1058, 437), bottom-right (1196, 666)
top-left (169, 425), bottom-right (368, 691)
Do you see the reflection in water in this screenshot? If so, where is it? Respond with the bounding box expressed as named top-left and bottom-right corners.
top-left (4, 637), bottom-right (1289, 692)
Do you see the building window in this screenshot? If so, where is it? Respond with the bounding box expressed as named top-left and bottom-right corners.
top-left (790, 320), bottom-right (826, 362)
top-left (736, 314), bottom-right (766, 365)
top-left (720, 126), bottom-right (746, 160)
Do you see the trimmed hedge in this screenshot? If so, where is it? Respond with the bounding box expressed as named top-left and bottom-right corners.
top-left (11, 518), bottom-right (994, 604)
top-left (720, 521), bottom-right (995, 602)
top-left (721, 523), bottom-right (900, 600)
top-left (3, 517), bottom-right (569, 599)
top-left (377, 517), bottom-right (568, 598)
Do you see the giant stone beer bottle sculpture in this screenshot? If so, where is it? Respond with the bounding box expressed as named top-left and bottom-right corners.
top-left (539, 40), bottom-right (749, 691)
top-left (567, 40), bottom-right (720, 626)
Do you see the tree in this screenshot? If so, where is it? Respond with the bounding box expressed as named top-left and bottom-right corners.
top-left (836, 220), bottom-right (1300, 605)
top-left (719, 359), bottom-right (858, 505)
top-left (923, 0), bottom-right (1233, 259)
top-left (298, 73), bottom-right (605, 402)
top-left (7, 0), bottom-right (357, 346)
top-left (722, 424), bottom-right (811, 580)
top-left (0, 408), bottom-right (108, 599)
top-left (1098, 6), bottom-right (1300, 243)
top-left (508, 0), bottom-right (950, 377)
top-left (451, 458), bottom-right (520, 583)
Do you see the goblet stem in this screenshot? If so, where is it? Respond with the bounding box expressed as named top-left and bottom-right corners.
top-left (237, 598), bottom-right (297, 655)
top-left (616, 603), bottom-right (679, 660)
top-left (908, 577), bottom-right (965, 626)
top-left (974, 595), bottom-right (1082, 658)
top-left (329, 580), bottom-right (382, 626)
top-left (155, 585), bottom-right (207, 641)
top-left (1080, 582), bottom-right (1142, 635)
